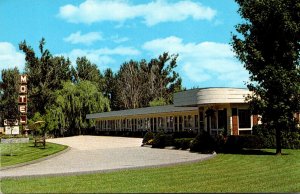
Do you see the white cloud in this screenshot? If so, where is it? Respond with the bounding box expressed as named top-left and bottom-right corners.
top-left (57, 46), bottom-right (140, 70)
top-left (64, 31), bottom-right (103, 45)
top-left (0, 42), bottom-right (25, 72)
top-left (58, 0), bottom-right (216, 26)
top-left (110, 35), bottom-right (129, 43)
top-left (143, 36), bottom-right (249, 87)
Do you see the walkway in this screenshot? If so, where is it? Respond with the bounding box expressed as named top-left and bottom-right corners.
top-left (0, 136), bottom-right (213, 179)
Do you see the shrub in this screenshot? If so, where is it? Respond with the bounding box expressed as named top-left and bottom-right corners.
top-left (173, 139), bottom-right (181, 149)
top-left (252, 124), bottom-right (300, 149)
top-left (152, 131), bottom-right (166, 148)
top-left (164, 134), bottom-right (174, 147)
top-left (223, 135), bottom-right (263, 152)
top-left (174, 138), bottom-right (193, 150)
top-left (190, 132), bottom-right (216, 154)
top-left (252, 124), bottom-right (276, 148)
top-left (281, 130), bottom-right (300, 149)
top-left (142, 131), bottom-right (154, 145)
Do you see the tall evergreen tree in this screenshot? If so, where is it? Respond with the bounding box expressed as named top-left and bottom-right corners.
top-left (19, 38), bottom-right (72, 116)
top-left (0, 68), bottom-right (20, 121)
top-left (103, 68), bottom-right (118, 110)
top-left (232, 0), bottom-right (300, 154)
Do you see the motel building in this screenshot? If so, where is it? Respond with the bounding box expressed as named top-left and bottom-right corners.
top-left (87, 87), bottom-right (262, 136)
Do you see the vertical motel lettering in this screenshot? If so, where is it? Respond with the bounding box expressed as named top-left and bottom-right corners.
top-left (19, 75), bottom-right (27, 124)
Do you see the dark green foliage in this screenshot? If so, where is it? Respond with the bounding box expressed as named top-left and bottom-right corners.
top-left (152, 131), bottom-right (174, 148)
top-left (173, 138), bottom-right (193, 150)
top-left (232, 0), bottom-right (300, 154)
top-left (0, 68), bottom-right (20, 121)
top-left (142, 131), bottom-right (154, 144)
top-left (224, 135), bottom-right (263, 152)
top-left (115, 53), bottom-right (183, 110)
top-left (71, 57), bottom-right (104, 90)
top-left (152, 132), bottom-right (166, 148)
top-left (252, 124), bottom-right (276, 148)
top-left (19, 38), bottom-right (72, 116)
top-left (253, 124), bottom-right (300, 149)
top-left (103, 68), bottom-right (118, 110)
top-left (45, 81), bottom-right (110, 136)
top-left (190, 132), bottom-right (216, 153)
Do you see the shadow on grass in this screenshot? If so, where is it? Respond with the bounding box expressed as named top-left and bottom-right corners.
top-left (28, 145), bottom-right (47, 149)
top-left (220, 149), bottom-right (288, 156)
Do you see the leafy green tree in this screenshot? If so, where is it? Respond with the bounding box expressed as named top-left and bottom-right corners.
top-left (27, 112), bottom-right (45, 136)
top-left (149, 53), bottom-right (182, 104)
top-left (232, 0), bottom-right (300, 154)
top-left (19, 38), bottom-right (72, 116)
top-left (45, 81), bottom-right (110, 136)
top-left (0, 68), bottom-right (20, 121)
top-left (115, 53), bottom-right (183, 110)
top-left (71, 56), bottom-right (104, 91)
top-left (116, 60), bottom-right (145, 109)
top-left (103, 68), bottom-right (119, 110)
top-left (149, 97), bottom-right (167, 107)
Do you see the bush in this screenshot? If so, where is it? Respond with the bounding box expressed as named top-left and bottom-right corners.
top-left (173, 138), bottom-right (193, 150)
top-left (152, 131), bottom-right (166, 148)
top-left (190, 132), bottom-right (216, 153)
top-left (142, 131), bottom-right (154, 145)
top-left (252, 124), bottom-right (276, 148)
top-left (223, 135), bottom-right (263, 152)
top-left (252, 124), bottom-right (300, 149)
top-left (281, 130), bottom-right (300, 149)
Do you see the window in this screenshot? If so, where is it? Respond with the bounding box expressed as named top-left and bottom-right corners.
top-left (238, 109), bottom-right (251, 128)
top-left (137, 119), bottom-right (142, 131)
top-left (218, 109), bottom-right (226, 130)
top-left (184, 115), bottom-right (193, 129)
top-left (199, 112), bottom-right (204, 130)
top-left (179, 116), bottom-right (183, 132)
top-left (158, 117), bottom-right (164, 130)
top-left (166, 116), bottom-right (174, 131)
top-left (174, 116), bottom-right (178, 132)
top-left (194, 115), bottom-right (198, 128)
top-left (211, 113), bottom-right (217, 129)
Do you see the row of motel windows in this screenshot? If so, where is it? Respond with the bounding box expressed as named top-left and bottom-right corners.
top-left (96, 114), bottom-right (201, 133)
top-left (95, 109), bottom-right (253, 134)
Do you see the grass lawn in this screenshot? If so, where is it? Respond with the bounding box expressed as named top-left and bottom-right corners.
top-left (0, 141), bottom-right (67, 167)
top-left (1, 149), bottom-right (299, 193)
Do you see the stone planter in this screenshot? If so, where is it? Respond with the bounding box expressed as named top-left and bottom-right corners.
top-left (1, 137), bottom-right (30, 144)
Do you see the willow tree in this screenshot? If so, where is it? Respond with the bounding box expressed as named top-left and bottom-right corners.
top-left (45, 81), bottom-right (110, 136)
top-left (232, 0), bottom-right (300, 154)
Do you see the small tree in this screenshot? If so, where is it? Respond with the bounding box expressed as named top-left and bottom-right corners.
top-left (232, 0), bottom-right (300, 154)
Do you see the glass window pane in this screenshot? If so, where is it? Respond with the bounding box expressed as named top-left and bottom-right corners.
top-left (238, 109), bottom-right (251, 128)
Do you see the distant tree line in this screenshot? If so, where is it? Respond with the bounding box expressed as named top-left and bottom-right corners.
top-left (0, 38), bottom-right (183, 136)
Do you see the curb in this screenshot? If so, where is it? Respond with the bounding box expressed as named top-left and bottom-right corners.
top-left (0, 146), bottom-right (71, 171)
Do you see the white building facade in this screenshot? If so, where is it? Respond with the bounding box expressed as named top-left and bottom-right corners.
top-left (87, 88), bottom-right (259, 136)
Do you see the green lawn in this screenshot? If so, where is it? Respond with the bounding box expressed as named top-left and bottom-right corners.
top-left (1, 149), bottom-right (299, 193)
top-left (0, 141), bottom-right (67, 167)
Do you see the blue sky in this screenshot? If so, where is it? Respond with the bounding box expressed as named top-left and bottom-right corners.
top-left (0, 0), bottom-right (249, 89)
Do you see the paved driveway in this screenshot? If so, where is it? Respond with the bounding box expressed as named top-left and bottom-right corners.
top-left (0, 136), bottom-right (213, 179)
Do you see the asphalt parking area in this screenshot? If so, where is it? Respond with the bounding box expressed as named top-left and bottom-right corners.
top-left (0, 136), bottom-right (213, 178)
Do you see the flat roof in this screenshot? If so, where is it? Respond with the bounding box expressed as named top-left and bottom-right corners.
top-left (86, 105), bottom-right (198, 119)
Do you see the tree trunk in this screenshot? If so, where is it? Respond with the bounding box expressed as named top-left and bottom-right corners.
top-left (276, 127), bottom-right (282, 155)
